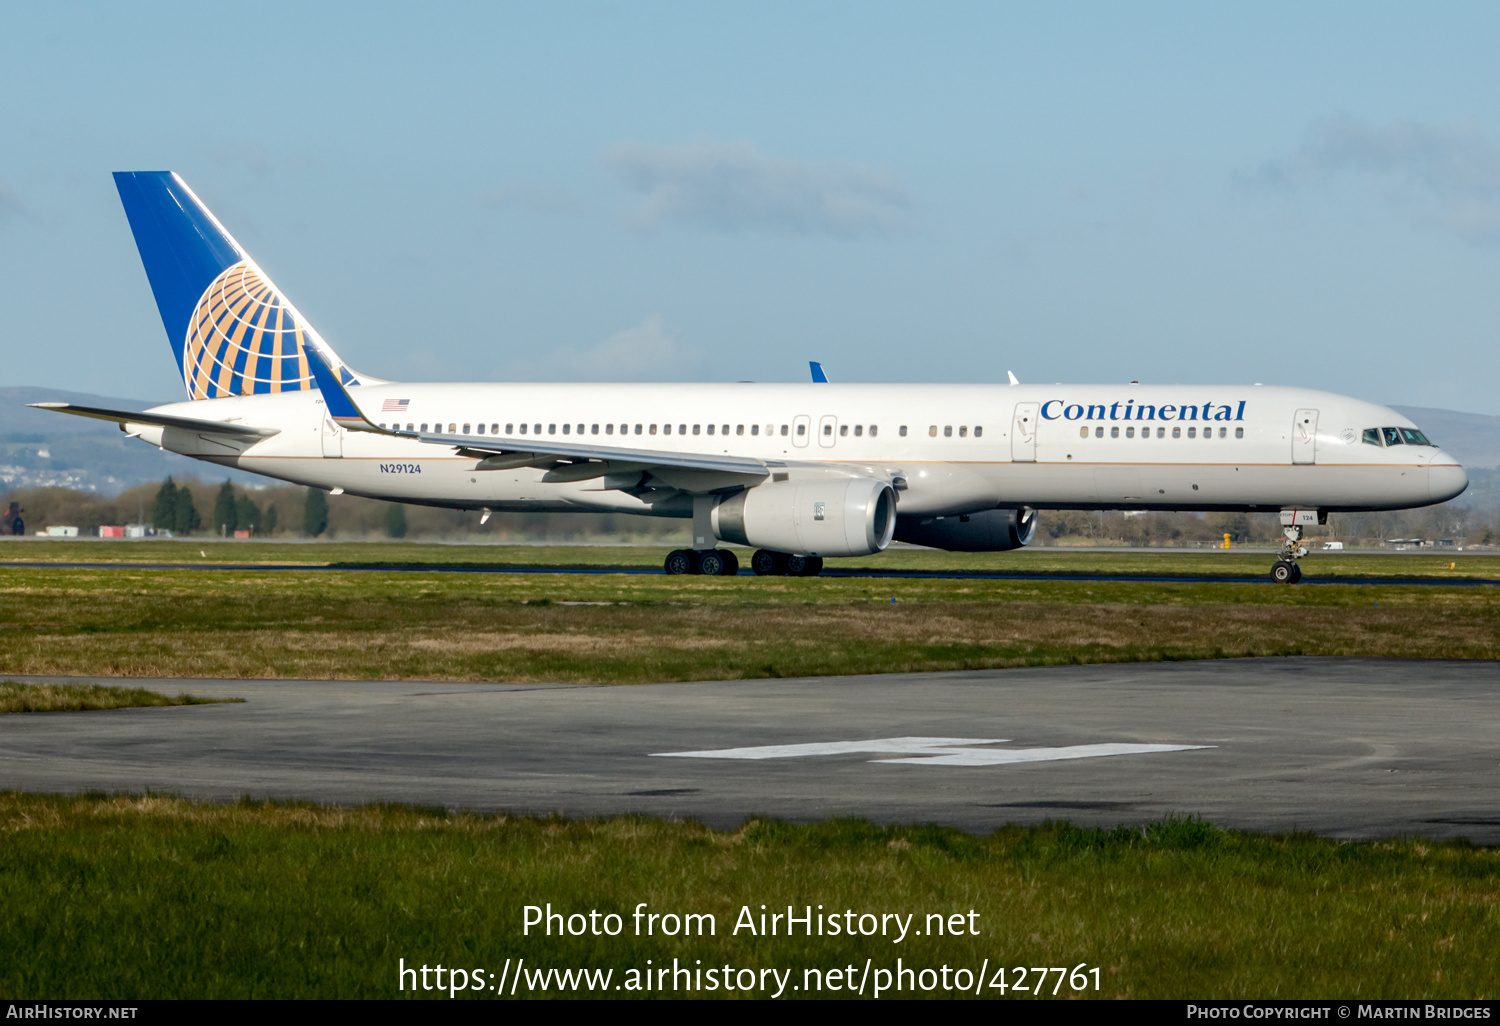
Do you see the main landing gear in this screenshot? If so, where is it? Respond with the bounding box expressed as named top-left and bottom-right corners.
top-left (1270, 525), bottom-right (1309, 584)
top-left (751, 549), bottom-right (824, 577)
top-left (663, 548), bottom-right (740, 576)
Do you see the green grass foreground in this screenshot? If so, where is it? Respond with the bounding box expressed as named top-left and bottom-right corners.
top-left (0, 557), bottom-right (1496, 681)
top-left (0, 680), bottom-right (241, 713)
top-left (0, 794), bottom-right (1494, 999)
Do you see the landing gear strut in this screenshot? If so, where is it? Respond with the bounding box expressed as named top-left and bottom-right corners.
top-left (664, 549), bottom-right (740, 576)
top-left (1270, 525), bottom-right (1308, 584)
top-left (751, 549), bottom-right (823, 577)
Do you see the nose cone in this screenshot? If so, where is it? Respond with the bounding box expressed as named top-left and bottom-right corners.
top-left (1428, 451), bottom-right (1468, 503)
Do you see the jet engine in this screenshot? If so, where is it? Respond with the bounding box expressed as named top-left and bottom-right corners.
top-left (712, 475), bottom-right (897, 557)
top-left (893, 507), bottom-right (1038, 552)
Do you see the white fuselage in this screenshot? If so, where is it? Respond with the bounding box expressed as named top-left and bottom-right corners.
top-left (130, 382), bottom-right (1468, 519)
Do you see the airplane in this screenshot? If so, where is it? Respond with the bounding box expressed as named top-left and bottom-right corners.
top-left (32, 172), bottom-right (1468, 582)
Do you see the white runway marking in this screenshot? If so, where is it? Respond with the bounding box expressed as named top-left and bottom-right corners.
top-left (651, 736), bottom-right (1214, 766)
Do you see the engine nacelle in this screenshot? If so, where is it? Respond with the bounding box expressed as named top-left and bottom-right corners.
top-left (893, 507), bottom-right (1038, 552)
top-left (712, 476), bottom-right (897, 557)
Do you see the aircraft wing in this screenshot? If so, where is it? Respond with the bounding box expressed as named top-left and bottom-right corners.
top-left (302, 345), bottom-right (769, 481)
top-left (28, 402), bottom-right (280, 439)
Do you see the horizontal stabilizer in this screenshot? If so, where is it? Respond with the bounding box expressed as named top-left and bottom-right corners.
top-left (28, 402), bottom-right (280, 439)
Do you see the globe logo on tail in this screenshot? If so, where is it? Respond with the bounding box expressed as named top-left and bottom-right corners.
top-left (183, 261), bottom-right (313, 400)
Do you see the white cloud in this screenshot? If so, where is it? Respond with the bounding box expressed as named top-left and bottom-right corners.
top-left (1245, 115), bottom-right (1500, 244)
top-left (602, 138), bottom-right (913, 238)
top-left (552, 315), bottom-right (701, 381)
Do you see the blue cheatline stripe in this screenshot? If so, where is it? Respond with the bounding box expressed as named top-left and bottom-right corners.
top-left (113, 172), bottom-right (242, 379)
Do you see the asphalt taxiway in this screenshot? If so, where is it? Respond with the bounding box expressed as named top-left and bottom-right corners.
top-left (2, 658), bottom-right (1496, 841)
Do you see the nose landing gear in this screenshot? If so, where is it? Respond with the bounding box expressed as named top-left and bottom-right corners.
top-left (1269, 521), bottom-right (1311, 584)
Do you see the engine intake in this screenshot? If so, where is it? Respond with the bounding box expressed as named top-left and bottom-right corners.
top-left (894, 507), bottom-right (1037, 552)
top-left (713, 476), bottom-right (897, 557)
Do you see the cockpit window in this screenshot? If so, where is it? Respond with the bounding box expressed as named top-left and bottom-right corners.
top-left (1381, 427), bottom-right (1403, 446)
top-left (1399, 428), bottom-right (1432, 446)
top-left (1362, 428), bottom-right (1381, 446)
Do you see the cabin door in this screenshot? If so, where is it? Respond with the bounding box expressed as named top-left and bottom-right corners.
top-left (1011, 402), bottom-right (1039, 462)
top-left (1292, 409), bottom-right (1318, 465)
top-left (321, 415), bottom-right (343, 458)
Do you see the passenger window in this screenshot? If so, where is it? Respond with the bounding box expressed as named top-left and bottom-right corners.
top-left (619, 424), bottom-right (627, 435)
top-left (929, 425), bottom-right (937, 437)
top-left (1110, 426), bottom-right (1119, 438)
top-left (548, 424), bottom-right (556, 435)
top-left (781, 425), bottom-right (789, 436)
top-left (870, 425), bottom-right (879, 437)
top-left (1218, 427), bottom-right (1226, 438)
top-left (839, 424), bottom-right (847, 436)
top-left (943, 426), bottom-right (952, 437)
top-left (751, 425), bottom-right (759, 436)
top-left (449, 423), bottom-right (457, 433)
top-left (854, 425), bottom-right (863, 437)
top-left (634, 424), bottom-right (642, 435)
top-left (505, 423), bottom-right (513, 434)
top-left (517, 424), bottom-right (525, 434)
top-left (605, 424), bottom-right (613, 435)
top-left (1095, 426), bottom-right (1103, 438)
top-left (899, 426), bottom-right (907, 437)
top-left (721, 425), bottom-right (729, 435)
top-left (1125, 426), bottom-right (1134, 438)
top-left (1079, 426), bottom-right (1088, 438)
top-left (1187, 427), bottom-right (1196, 438)
top-left (463, 423), bottom-right (471, 434)
top-left (693, 425), bottom-right (701, 435)
top-left (476, 424), bottom-right (484, 434)
top-left (823, 424), bottom-right (831, 436)
top-left (681, 425), bottom-right (687, 435)
top-left (958, 426), bottom-right (967, 438)
top-left (535, 424), bottom-right (542, 434)
top-left (1382, 427), bottom-right (1403, 446)
top-left (663, 424), bottom-right (671, 435)
top-left (591, 424), bottom-right (599, 435)
top-left (649, 424), bottom-right (657, 435)
top-left (973, 426), bottom-right (980, 438)
top-left (407, 423), bottom-right (415, 432)
top-left (562, 424), bottom-right (570, 434)
top-left (797, 424), bottom-right (806, 436)
top-left (737, 425), bottom-right (744, 435)
top-left (1235, 427), bottom-right (1243, 439)
top-left (1172, 427), bottom-right (1180, 438)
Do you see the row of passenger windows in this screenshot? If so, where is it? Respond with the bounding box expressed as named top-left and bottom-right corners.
top-left (374, 421), bottom-right (998, 441)
top-left (1082, 425), bottom-right (1244, 439)
top-left (375, 422), bottom-right (885, 438)
top-left (1363, 427), bottom-right (1432, 447)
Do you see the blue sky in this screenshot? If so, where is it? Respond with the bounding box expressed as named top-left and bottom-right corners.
top-left (3, 2), bottom-right (1499, 413)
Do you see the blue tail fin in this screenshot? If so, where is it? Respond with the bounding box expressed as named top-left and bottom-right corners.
top-left (113, 171), bottom-right (369, 400)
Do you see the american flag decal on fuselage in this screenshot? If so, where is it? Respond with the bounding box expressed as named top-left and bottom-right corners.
top-left (382, 399), bottom-right (410, 412)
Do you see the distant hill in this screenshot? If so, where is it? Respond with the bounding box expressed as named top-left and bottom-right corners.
top-left (1392, 406), bottom-right (1500, 470)
top-left (1, 386), bottom-right (268, 495)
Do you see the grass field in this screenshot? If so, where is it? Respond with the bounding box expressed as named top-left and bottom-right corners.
top-left (0, 544), bottom-right (1495, 681)
top-left (0, 680), bottom-right (240, 713)
top-left (0, 794), bottom-right (1494, 1000)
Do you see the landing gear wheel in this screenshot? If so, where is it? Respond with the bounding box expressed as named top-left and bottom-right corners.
top-left (664, 549), bottom-right (697, 575)
top-left (697, 550), bottom-right (729, 576)
top-left (719, 550), bottom-right (739, 576)
top-left (1288, 563), bottom-right (1302, 584)
top-left (1270, 560), bottom-right (1300, 584)
top-left (751, 549), bottom-right (788, 576)
top-left (785, 555), bottom-right (825, 577)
